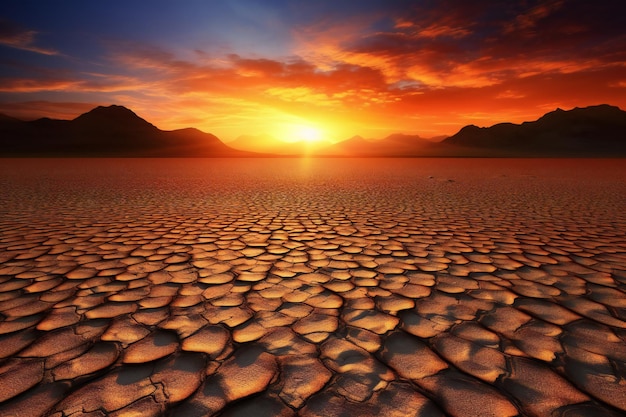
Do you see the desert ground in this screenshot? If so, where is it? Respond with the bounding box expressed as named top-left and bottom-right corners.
top-left (0, 158), bottom-right (625, 417)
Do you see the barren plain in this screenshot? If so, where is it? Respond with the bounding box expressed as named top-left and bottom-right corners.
top-left (0, 158), bottom-right (625, 417)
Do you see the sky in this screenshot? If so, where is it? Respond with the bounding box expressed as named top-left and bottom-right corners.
top-left (1, 0), bottom-right (625, 143)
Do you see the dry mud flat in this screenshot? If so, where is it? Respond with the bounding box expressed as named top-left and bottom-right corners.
top-left (0, 158), bottom-right (625, 417)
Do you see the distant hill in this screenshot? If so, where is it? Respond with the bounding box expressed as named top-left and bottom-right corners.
top-left (442, 104), bottom-right (626, 157)
top-left (0, 105), bottom-right (254, 157)
top-left (321, 105), bottom-right (626, 157)
top-left (229, 133), bottom-right (281, 153)
top-left (319, 134), bottom-right (438, 156)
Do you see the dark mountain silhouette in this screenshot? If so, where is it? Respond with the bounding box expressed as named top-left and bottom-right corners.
top-left (442, 104), bottom-right (626, 157)
top-left (1, 104), bottom-right (624, 157)
top-left (0, 113), bottom-right (22, 123)
top-left (320, 105), bottom-right (626, 157)
top-left (321, 105), bottom-right (626, 157)
top-left (0, 105), bottom-right (254, 157)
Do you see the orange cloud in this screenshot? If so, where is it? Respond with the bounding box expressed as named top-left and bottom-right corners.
top-left (0, 19), bottom-right (58, 55)
top-left (0, 78), bottom-right (79, 93)
top-left (0, 101), bottom-right (97, 121)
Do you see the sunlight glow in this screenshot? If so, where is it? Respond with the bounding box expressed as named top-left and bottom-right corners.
top-left (281, 123), bottom-right (325, 143)
top-left (296, 125), bottom-right (323, 142)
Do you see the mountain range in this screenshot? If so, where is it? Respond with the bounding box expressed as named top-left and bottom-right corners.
top-left (0, 105), bottom-right (253, 157)
top-left (444, 105), bottom-right (626, 157)
top-left (319, 133), bottom-right (441, 157)
top-left (1, 104), bottom-right (625, 157)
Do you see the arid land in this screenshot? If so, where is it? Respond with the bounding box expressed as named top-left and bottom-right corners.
top-left (0, 158), bottom-right (625, 417)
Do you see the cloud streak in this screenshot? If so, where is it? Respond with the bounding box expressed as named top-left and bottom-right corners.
top-left (0, 19), bottom-right (58, 55)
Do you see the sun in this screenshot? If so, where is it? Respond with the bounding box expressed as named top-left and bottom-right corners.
top-left (296, 125), bottom-right (323, 143)
top-left (280, 123), bottom-right (325, 143)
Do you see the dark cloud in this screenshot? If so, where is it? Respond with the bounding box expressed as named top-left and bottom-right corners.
top-left (343, 1), bottom-right (625, 64)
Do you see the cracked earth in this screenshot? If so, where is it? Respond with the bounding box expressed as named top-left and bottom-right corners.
top-left (0, 158), bottom-right (625, 417)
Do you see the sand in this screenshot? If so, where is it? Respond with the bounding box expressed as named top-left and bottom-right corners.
top-left (0, 158), bottom-right (625, 416)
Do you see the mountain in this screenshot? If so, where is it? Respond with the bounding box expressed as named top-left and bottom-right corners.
top-left (443, 104), bottom-right (626, 157)
top-left (0, 113), bottom-right (22, 123)
top-left (320, 105), bottom-right (626, 157)
top-left (0, 105), bottom-right (254, 157)
top-left (319, 133), bottom-right (439, 156)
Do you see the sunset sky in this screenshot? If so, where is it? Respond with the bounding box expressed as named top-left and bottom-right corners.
top-left (1, 0), bottom-right (625, 143)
